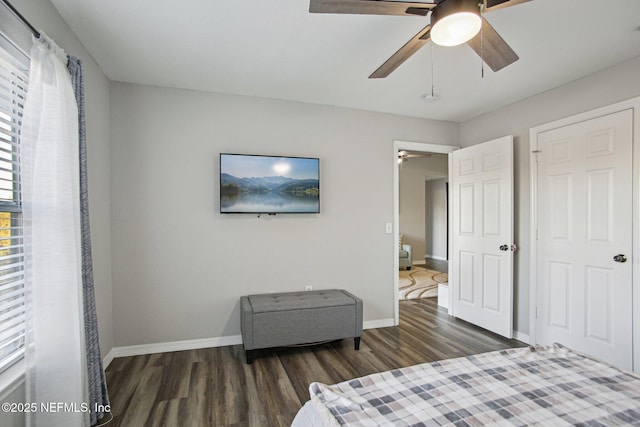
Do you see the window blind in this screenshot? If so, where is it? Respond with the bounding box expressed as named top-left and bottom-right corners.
top-left (0, 46), bottom-right (26, 374)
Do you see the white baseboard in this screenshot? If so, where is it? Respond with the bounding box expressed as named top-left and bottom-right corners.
top-left (106, 335), bottom-right (243, 361)
top-left (412, 260), bottom-right (426, 265)
top-left (102, 349), bottom-right (115, 368)
top-left (425, 255), bottom-right (448, 261)
top-left (437, 283), bottom-right (449, 309)
top-left (102, 319), bottom-right (397, 364)
top-left (364, 318), bottom-right (395, 329)
top-left (513, 331), bottom-right (531, 344)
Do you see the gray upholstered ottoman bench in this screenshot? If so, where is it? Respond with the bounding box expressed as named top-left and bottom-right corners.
top-left (240, 289), bottom-right (363, 364)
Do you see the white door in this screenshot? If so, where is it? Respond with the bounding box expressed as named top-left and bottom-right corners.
top-left (450, 136), bottom-right (514, 338)
top-left (535, 109), bottom-right (633, 370)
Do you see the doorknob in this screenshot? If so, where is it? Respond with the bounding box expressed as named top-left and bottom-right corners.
top-left (500, 244), bottom-right (517, 252)
top-left (613, 254), bottom-right (627, 263)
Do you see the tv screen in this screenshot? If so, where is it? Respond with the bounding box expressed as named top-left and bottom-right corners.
top-left (220, 153), bottom-right (320, 214)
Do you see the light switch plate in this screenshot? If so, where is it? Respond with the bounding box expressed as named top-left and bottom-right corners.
top-left (385, 223), bottom-right (393, 234)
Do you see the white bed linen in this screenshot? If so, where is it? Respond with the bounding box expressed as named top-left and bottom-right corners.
top-left (290, 344), bottom-right (640, 426)
top-left (291, 398), bottom-right (341, 427)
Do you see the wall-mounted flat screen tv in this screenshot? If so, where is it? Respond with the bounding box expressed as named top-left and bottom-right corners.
top-left (220, 153), bottom-right (320, 214)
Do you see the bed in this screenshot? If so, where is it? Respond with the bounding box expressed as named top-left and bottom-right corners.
top-left (291, 344), bottom-right (640, 426)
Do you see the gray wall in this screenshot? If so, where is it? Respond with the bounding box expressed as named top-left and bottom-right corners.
top-left (0, 0), bottom-right (113, 424)
top-left (425, 178), bottom-right (448, 260)
top-left (399, 167), bottom-right (427, 261)
top-left (459, 55), bottom-right (640, 336)
top-left (110, 82), bottom-right (459, 346)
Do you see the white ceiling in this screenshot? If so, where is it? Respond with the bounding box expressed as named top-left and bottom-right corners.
top-left (49, 0), bottom-right (640, 122)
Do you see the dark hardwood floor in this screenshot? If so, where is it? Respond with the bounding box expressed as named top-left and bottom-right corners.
top-left (423, 256), bottom-right (448, 273)
top-left (105, 298), bottom-right (524, 426)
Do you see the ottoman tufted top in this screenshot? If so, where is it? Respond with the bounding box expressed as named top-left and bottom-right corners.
top-left (247, 289), bottom-right (356, 313)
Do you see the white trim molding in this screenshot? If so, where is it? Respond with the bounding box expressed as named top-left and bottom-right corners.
top-left (102, 349), bottom-right (115, 369)
top-left (102, 318), bottom-right (396, 365)
top-left (106, 335), bottom-right (243, 361)
top-left (364, 318), bottom-right (395, 330)
top-left (425, 255), bottom-right (447, 261)
top-left (513, 331), bottom-right (531, 344)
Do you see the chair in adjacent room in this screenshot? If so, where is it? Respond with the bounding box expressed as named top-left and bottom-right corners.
top-left (399, 234), bottom-right (412, 270)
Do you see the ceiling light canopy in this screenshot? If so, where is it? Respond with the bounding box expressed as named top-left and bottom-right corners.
top-left (430, 0), bottom-right (482, 47)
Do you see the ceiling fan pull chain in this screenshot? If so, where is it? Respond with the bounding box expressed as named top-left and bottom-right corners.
top-left (480, 1), bottom-right (485, 78)
top-left (430, 43), bottom-right (435, 97)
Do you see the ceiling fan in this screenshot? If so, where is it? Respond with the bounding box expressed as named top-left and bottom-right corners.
top-left (398, 150), bottom-right (432, 163)
top-left (309, 0), bottom-right (531, 78)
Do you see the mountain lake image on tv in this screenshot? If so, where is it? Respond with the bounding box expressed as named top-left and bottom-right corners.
top-left (220, 154), bottom-right (320, 214)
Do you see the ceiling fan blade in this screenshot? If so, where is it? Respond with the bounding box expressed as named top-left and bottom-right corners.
top-left (369, 25), bottom-right (431, 79)
top-left (309, 0), bottom-right (435, 16)
top-left (484, 0), bottom-right (532, 13)
top-left (467, 17), bottom-right (518, 72)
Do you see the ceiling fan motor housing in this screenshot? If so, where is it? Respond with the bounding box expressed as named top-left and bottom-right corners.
top-left (431, 0), bottom-right (481, 23)
top-left (431, 0), bottom-right (482, 46)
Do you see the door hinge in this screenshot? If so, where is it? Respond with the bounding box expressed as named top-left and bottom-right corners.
top-left (532, 150), bottom-right (540, 162)
top-left (535, 306), bottom-right (538, 318)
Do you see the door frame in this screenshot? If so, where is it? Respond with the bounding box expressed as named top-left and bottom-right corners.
top-left (393, 140), bottom-right (458, 326)
top-left (529, 97), bottom-right (640, 372)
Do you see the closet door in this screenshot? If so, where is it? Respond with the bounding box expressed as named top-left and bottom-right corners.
top-left (535, 109), bottom-right (633, 370)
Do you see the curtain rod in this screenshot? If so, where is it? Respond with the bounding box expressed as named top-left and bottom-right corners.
top-left (1, 0), bottom-right (40, 39)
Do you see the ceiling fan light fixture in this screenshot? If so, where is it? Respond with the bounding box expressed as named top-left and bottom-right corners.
top-left (430, 0), bottom-right (482, 47)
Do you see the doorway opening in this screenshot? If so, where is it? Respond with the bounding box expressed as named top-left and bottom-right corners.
top-left (393, 141), bottom-right (457, 325)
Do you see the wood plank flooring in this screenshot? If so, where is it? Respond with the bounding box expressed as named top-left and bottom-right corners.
top-left (105, 298), bottom-right (525, 426)
top-left (423, 257), bottom-right (448, 273)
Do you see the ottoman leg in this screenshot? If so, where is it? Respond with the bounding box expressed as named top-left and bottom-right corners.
top-left (354, 337), bottom-right (361, 350)
top-left (246, 350), bottom-right (254, 364)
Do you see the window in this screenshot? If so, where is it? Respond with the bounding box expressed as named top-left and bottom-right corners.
top-left (0, 45), bottom-right (27, 374)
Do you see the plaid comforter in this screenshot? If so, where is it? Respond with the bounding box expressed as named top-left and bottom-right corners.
top-left (308, 344), bottom-right (640, 426)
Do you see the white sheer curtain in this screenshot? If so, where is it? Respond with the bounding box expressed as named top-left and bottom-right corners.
top-left (22, 34), bottom-right (88, 427)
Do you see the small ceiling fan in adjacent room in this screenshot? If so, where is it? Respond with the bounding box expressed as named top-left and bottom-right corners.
top-left (309, 0), bottom-right (531, 78)
top-left (398, 150), bottom-right (432, 163)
